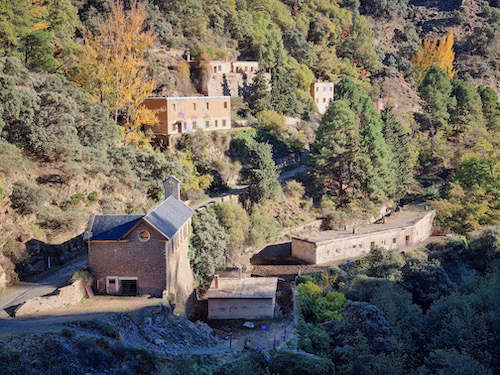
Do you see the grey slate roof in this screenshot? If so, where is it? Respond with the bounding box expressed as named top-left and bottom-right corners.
top-left (87, 196), bottom-right (193, 241)
top-left (144, 196), bottom-right (194, 239)
top-left (87, 215), bottom-right (144, 241)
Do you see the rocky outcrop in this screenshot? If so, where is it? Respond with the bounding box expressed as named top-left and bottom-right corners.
top-left (15, 280), bottom-right (86, 317)
top-left (0, 253), bottom-right (17, 291)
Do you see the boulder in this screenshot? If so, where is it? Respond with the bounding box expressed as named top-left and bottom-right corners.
top-left (15, 280), bottom-right (86, 317)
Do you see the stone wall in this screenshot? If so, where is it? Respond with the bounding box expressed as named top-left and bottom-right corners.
top-left (292, 211), bottom-right (435, 264)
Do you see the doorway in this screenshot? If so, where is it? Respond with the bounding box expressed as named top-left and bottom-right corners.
top-left (106, 277), bottom-right (118, 294)
top-left (120, 279), bottom-right (138, 296)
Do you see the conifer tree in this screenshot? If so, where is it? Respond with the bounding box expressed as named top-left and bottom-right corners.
top-left (335, 77), bottom-right (397, 200)
top-left (270, 51), bottom-right (299, 116)
top-left (242, 139), bottom-right (281, 204)
top-left (418, 66), bottom-right (456, 132)
top-left (478, 86), bottom-right (500, 132)
top-left (247, 69), bottom-right (271, 114)
top-left (310, 100), bottom-right (361, 201)
top-left (381, 106), bottom-right (414, 196)
top-left (450, 80), bottom-right (484, 133)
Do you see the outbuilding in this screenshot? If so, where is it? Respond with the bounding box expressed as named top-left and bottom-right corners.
top-left (205, 276), bottom-right (278, 320)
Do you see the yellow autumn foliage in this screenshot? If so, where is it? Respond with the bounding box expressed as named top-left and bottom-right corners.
top-left (412, 31), bottom-right (456, 85)
top-left (73, 0), bottom-right (157, 148)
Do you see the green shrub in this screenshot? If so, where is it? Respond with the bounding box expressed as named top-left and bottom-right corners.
top-left (71, 269), bottom-right (94, 286)
top-left (69, 192), bottom-right (85, 206)
top-left (248, 206), bottom-right (280, 247)
top-left (87, 191), bottom-right (98, 201)
top-left (10, 181), bottom-right (47, 215)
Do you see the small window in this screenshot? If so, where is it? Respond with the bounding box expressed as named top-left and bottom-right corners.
top-left (213, 66), bottom-right (217, 73)
top-left (172, 103), bottom-right (176, 110)
top-left (323, 98), bottom-right (326, 103)
top-left (193, 103), bottom-right (196, 110)
top-left (352, 245), bottom-right (356, 248)
top-left (222, 119), bottom-right (226, 126)
top-left (192, 121), bottom-right (197, 129)
top-left (224, 101), bottom-right (228, 109)
top-left (205, 120), bottom-right (210, 127)
top-left (316, 86), bottom-right (319, 92)
top-left (330, 86), bottom-right (333, 92)
top-left (206, 102), bottom-right (209, 110)
top-left (393, 238), bottom-right (397, 243)
top-left (370, 241), bottom-right (375, 248)
top-left (215, 120), bottom-right (218, 127)
top-left (138, 230), bottom-right (150, 242)
top-left (218, 65), bottom-right (222, 72)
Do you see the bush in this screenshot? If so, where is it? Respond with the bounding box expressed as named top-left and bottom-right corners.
top-left (71, 269), bottom-right (94, 286)
top-left (283, 180), bottom-right (305, 199)
top-left (248, 206), bottom-right (280, 247)
top-left (87, 191), bottom-right (98, 201)
top-left (69, 192), bottom-right (85, 206)
top-left (213, 202), bottom-right (250, 253)
top-left (10, 181), bottom-right (47, 215)
top-left (189, 210), bottom-right (228, 290)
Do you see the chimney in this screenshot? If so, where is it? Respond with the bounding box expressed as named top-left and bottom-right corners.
top-left (163, 176), bottom-right (181, 200)
top-left (214, 275), bottom-right (219, 289)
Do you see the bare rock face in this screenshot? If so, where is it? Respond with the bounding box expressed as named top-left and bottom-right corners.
top-left (0, 253), bottom-right (17, 291)
top-left (15, 280), bottom-right (86, 317)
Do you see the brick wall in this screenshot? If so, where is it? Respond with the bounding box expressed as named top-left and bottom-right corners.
top-left (89, 221), bottom-right (167, 296)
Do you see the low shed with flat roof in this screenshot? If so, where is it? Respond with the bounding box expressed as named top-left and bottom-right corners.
top-left (205, 276), bottom-right (278, 320)
top-left (292, 208), bottom-right (435, 264)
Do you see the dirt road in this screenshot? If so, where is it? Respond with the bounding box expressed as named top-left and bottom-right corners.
top-left (0, 256), bottom-right (87, 311)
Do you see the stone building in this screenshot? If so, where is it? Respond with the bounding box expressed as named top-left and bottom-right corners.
top-left (206, 60), bottom-right (270, 98)
top-left (85, 177), bottom-right (194, 303)
top-left (205, 275), bottom-right (278, 320)
top-left (142, 96), bottom-right (231, 143)
top-left (292, 209), bottom-right (435, 264)
top-left (310, 82), bottom-right (334, 114)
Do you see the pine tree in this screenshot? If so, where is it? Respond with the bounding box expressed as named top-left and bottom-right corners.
top-left (418, 66), bottom-right (456, 132)
top-left (242, 139), bottom-right (281, 204)
top-left (478, 85), bottom-right (500, 132)
top-left (334, 77), bottom-right (397, 200)
top-left (270, 51), bottom-right (299, 116)
top-left (381, 106), bottom-right (414, 196)
top-left (247, 69), bottom-right (271, 114)
top-left (450, 80), bottom-right (484, 133)
top-left (310, 100), bottom-right (361, 201)
top-left (46, 0), bottom-right (81, 62)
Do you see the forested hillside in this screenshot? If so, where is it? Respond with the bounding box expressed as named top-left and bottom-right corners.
top-left (0, 0), bottom-right (498, 289)
top-left (0, 0), bottom-right (498, 374)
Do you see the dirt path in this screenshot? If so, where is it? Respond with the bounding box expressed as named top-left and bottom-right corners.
top-left (0, 256), bottom-right (87, 311)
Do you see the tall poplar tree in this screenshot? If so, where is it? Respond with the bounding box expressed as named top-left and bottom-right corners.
top-left (73, 0), bottom-right (157, 147)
